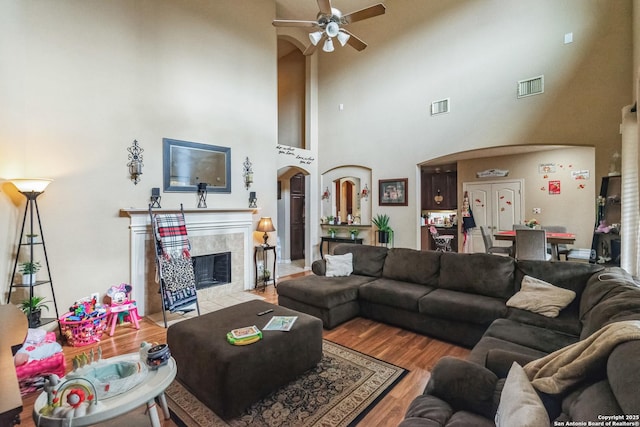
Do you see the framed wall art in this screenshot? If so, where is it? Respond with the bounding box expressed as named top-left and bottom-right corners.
top-left (163, 138), bottom-right (231, 193)
top-left (549, 180), bottom-right (561, 195)
top-left (379, 178), bottom-right (408, 206)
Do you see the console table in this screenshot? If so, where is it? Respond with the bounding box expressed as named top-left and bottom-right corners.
top-left (0, 305), bottom-right (27, 427)
top-left (254, 245), bottom-right (276, 291)
top-left (320, 236), bottom-right (363, 259)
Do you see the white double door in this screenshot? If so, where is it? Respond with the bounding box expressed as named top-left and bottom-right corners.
top-left (463, 180), bottom-right (524, 253)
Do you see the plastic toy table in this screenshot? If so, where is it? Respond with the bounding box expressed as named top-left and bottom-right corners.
top-left (32, 353), bottom-right (176, 427)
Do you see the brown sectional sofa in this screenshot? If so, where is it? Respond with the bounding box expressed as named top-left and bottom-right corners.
top-left (276, 243), bottom-right (640, 426)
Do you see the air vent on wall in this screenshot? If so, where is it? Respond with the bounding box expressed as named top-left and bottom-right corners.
top-left (517, 75), bottom-right (544, 98)
top-left (431, 98), bottom-right (450, 115)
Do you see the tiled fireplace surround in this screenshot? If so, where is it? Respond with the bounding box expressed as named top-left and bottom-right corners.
top-left (121, 208), bottom-right (255, 316)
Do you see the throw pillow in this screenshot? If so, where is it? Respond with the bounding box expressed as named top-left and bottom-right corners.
top-left (506, 275), bottom-right (576, 318)
top-left (495, 362), bottom-right (549, 427)
top-left (325, 253), bottom-right (353, 277)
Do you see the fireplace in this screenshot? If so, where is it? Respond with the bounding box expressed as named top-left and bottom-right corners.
top-left (120, 207), bottom-right (255, 316)
top-left (192, 252), bottom-right (231, 289)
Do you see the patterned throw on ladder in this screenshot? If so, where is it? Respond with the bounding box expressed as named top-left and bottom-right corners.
top-left (153, 213), bottom-right (198, 312)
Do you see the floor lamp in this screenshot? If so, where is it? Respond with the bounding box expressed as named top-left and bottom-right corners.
top-left (7, 179), bottom-right (60, 328)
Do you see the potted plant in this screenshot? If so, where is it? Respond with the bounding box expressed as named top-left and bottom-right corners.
top-left (19, 261), bottom-right (41, 285)
top-left (326, 215), bottom-right (335, 225)
top-left (328, 228), bottom-right (338, 238)
top-left (19, 295), bottom-right (50, 327)
top-left (372, 214), bottom-right (393, 244)
top-left (263, 269), bottom-right (271, 283)
top-left (349, 228), bottom-right (360, 240)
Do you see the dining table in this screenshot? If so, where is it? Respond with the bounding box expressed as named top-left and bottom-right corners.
top-left (494, 230), bottom-right (576, 260)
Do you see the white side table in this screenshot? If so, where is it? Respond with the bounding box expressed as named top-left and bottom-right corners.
top-left (33, 354), bottom-right (176, 427)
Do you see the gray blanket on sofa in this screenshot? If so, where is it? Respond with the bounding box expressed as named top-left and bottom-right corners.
top-left (524, 320), bottom-right (640, 394)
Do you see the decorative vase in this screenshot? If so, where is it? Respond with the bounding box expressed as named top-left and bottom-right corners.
top-left (27, 309), bottom-right (42, 327)
top-left (378, 230), bottom-right (390, 244)
top-left (351, 233), bottom-right (356, 240)
top-left (22, 273), bottom-right (37, 285)
top-left (329, 231), bottom-right (336, 238)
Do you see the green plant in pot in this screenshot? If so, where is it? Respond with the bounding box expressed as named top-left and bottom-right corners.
top-left (263, 269), bottom-right (271, 282)
top-left (19, 295), bottom-right (50, 327)
top-left (372, 214), bottom-right (393, 244)
top-left (19, 261), bottom-right (41, 285)
top-left (349, 228), bottom-right (360, 240)
top-left (328, 228), bottom-right (338, 238)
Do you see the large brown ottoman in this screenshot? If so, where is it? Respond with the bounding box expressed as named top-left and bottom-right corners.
top-left (167, 299), bottom-right (323, 419)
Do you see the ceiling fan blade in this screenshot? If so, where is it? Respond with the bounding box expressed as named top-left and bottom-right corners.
top-left (272, 19), bottom-right (319, 28)
top-left (303, 33), bottom-right (327, 56)
top-left (343, 3), bottom-right (386, 24)
top-left (317, 0), bottom-right (332, 16)
top-left (341, 29), bottom-right (368, 51)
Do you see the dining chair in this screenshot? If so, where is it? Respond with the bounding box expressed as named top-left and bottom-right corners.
top-left (515, 229), bottom-right (552, 261)
top-left (543, 225), bottom-right (570, 260)
top-left (480, 226), bottom-right (512, 256)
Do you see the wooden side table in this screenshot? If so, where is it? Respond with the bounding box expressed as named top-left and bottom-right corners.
top-left (0, 305), bottom-right (27, 427)
top-left (254, 245), bottom-right (276, 291)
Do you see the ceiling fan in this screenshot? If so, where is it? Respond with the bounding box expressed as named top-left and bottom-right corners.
top-left (272, 0), bottom-right (386, 56)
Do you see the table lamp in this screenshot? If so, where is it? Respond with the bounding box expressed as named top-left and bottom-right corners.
top-left (256, 217), bottom-right (275, 246)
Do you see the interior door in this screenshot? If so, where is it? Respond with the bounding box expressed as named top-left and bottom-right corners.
top-left (290, 173), bottom-right (305, 260)
top-left (464, 180), bottom-right (523, 253)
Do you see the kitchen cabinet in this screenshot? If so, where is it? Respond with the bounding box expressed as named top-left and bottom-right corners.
top-left (422, 171), bottom-right (457, 211)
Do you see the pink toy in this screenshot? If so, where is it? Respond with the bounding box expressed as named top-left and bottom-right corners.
top-left (105, 283), bottom-right (140, 336)
top-left (596, 220), bottom-right (612, 234)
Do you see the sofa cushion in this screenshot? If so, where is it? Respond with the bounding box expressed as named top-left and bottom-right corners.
top-left (325, 253), bottom-right (353, 277)
top-left (276, 274), bottom-right (374, 309)
top-left (425, 357), bottom-right (498, 419)
top-left (399, 394), bottom-right (453, 427)
top-left (483, 318), bottom-right (579, 355)
top-left (506, 275), bottom-right (576, 318)
top-left (580, 268), bottom-right (640, 339)
top-left (468, 336), bottom-right (548, 366)
top-left (559, 381), bottom-right (622, 424)
top-left (419, 289), bottom-right (507, 326)
top-left (495, 363), bottom-right (548, 427)
top-left (382, 248), bottom-right (441, 286)
top-left (359, 278), bottom-right (435, 312)
top-left (438, 252), bottom-right (515, 299)
top-left (334, 243), bottom-right (388, 277)
top-left (506, 306), bottom-right (582, 337)
top-left (516, 260), bottom-right (603, 302)
top-left (607, 340), bottom-right (640, 414)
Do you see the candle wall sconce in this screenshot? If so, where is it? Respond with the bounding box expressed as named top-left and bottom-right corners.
top-left (243, 157), bottom-right (254, 190)
top-left (197, 182), bottom-right (208, 208)
top-left (322, 187), bottom-right (331, 201)
top-left (249, 191), bottom-right (257, 208)
top-left (127, 139), bottom-right (144, 185)
top-left (150, 187), bottom-right (161, 208)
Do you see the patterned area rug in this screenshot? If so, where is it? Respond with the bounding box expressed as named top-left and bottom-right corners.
top-left (166, 340), bottom-right (407, 427)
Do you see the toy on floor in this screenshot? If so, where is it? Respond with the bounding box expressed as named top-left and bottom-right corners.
top-left (105, 283), bottom-right (140, 336)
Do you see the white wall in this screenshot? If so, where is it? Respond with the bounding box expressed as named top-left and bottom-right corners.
top-left (314, 0), bottom-right (632, 249)
top-left (0, 0), bottom-right (278, 311)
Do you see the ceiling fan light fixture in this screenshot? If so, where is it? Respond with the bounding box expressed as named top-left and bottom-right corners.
top-left (325, 21), bottom-right (340, 38)
top-left (309, 31), bottom-right (323, 46)
top-left (337, 31), bottom-right (350, 47)
top-left (323, 37), bottom-right (335, 52)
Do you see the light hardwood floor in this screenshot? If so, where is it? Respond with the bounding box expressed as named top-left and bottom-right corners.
top-left (18, 274), bottom-right (470, 427)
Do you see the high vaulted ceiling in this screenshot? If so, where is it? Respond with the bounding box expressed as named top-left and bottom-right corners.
top-left (275, 0), bottom-right (383, 22)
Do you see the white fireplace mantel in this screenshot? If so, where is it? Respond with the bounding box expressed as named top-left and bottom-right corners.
top-left (120, 208), bottom-right (257, 316)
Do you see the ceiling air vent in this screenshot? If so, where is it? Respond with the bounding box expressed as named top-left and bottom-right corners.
top-left (517, 75), bottom-right (544, 98)
top-left (431, 98), bottom-right (450, 115)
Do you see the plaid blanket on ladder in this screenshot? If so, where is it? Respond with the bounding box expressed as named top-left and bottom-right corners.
top-left (153, 213), bottom-right (191, 259)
